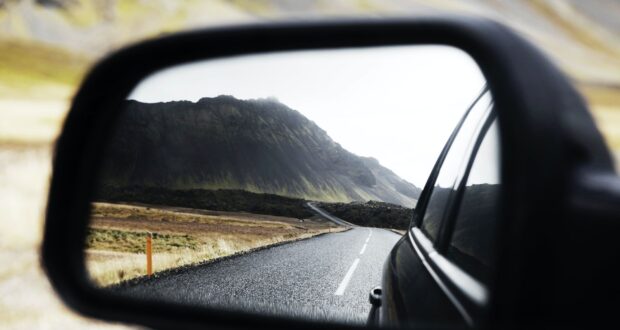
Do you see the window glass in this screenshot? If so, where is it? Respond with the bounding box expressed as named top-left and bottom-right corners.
top-left (447, 119), bottom-right (500, 283)
top-left (421, 92), bottom-right (492, 240)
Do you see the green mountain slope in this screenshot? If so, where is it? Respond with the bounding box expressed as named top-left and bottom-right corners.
top-left (98, 95), bottom-right (420, 207)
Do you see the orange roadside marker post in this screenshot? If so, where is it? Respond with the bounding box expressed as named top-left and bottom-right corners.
top-left (146, 232), bottom-right (153, 276)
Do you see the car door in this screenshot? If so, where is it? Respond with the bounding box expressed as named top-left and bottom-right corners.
top-left (378, 89), bottom-right (498, 328)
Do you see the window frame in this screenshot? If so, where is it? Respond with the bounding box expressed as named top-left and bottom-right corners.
top-left (407, 88), bottom-right (496, 326)
top-left (411, 87), bottom-right (491, 236)
top-left (439, 115), bottom-right (499, 280)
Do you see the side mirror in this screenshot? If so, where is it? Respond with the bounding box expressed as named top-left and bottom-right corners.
top-left (42, 18), bottom-right (620, 329)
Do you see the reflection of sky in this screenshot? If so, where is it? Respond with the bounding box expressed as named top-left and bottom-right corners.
top-left (130, 46), bottom-right (486, 186)
top-left (467, 120), bottom-right (500, 185)
top-left (432, 92), bottom-right (493, 189)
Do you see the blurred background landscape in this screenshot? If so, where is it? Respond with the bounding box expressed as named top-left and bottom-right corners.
top-left (1, 0), bottom-right (619, 328)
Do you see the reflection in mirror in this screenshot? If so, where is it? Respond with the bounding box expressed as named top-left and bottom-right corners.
top-left (447, 119), bottom-right (501, 284)
top-left (420, 92), bottom-right (493, 241)
top-left (84, 46), bottom-right (490, 326)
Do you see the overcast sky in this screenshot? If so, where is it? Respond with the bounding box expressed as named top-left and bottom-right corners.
top-left (129, 45), bottom-right (486, 186)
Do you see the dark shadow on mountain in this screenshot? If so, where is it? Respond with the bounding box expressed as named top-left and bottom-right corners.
top-left (94, 186), bottom-right (314, 219)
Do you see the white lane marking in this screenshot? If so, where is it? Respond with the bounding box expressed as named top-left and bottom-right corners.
top-left (359, 243), bottom-right (368, 255)
top-left (335, 258), bottom-right (360, 296)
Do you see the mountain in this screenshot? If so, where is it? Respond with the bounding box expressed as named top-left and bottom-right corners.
top-left (2, 1), bottom-right (620, 161)
top-left (98, 95), bottom-right (420, 207)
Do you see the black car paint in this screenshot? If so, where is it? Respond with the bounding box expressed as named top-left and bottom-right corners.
top-left (381, 234), bottom-right (464, 327)
top-left (375, 89), bottom-right (492, 328)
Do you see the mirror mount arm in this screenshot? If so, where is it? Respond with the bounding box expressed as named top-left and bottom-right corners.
top-left (570, 169), bottom-right (620, 218)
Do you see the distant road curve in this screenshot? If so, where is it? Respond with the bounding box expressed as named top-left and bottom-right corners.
top-left (306, 202), bottom-right (357, 227)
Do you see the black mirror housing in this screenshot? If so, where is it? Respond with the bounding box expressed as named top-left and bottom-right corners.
top-left (42, 17), bottom-right (620, 329)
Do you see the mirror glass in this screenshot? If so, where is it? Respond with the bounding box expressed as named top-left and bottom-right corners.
top-left (84, 45), bottom-right (492, 326)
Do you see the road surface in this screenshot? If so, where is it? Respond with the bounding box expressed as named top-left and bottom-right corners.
top-left (114, 227), bottom-right (401, 325)
top-left (113, 204), bottom-right (402, 325)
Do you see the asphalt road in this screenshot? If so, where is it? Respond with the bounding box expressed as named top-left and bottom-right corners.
top-left (115, 226), bottom-right (401, 325)
top-left (306, 202), bottom-right (357, 227)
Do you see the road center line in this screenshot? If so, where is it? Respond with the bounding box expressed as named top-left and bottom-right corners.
top-left (360, 243), bottom-right (368, 255)
top-left (335, 258), bottom-right (360, 296)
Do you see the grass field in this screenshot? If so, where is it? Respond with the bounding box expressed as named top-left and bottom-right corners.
top-left (86, 202), bottom-right (343, 286)
top-left (581, 84), bottom-right (620, 162)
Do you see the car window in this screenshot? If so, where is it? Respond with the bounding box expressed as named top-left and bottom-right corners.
top-left (447, 119), bottom-right (500, 284)
top-left (420, 92), bottom-right (492, 241)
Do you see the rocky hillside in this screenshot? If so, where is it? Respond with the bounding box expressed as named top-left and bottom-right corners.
top-left (98, 95), bottom-right (420, 207)
top-left (317, 200), bottom-right (414, 229)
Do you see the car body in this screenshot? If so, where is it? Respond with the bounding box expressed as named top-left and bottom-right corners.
top-left (371, 88), bottom-right (498, 328)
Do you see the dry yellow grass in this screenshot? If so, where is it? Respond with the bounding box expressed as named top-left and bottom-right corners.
top-left (579, 84), bottom-right (620, 170)
top-left (86, 202), bottom-right (343, 286)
